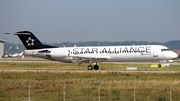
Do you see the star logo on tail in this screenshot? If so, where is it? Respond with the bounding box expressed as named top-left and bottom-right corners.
top-left (26, 37), bottom-right (35, 46)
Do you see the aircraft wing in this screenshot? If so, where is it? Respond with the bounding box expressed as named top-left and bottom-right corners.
top-left (71, 55), bottom-right (111, 65)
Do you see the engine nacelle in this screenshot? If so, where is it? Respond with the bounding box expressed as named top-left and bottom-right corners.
top-left (48, 50), bottom-right (69, 58)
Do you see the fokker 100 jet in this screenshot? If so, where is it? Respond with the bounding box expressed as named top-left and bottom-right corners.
top-left (6, 31), bottom-right (178, 70)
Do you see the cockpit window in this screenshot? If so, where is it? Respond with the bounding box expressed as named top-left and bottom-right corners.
top-left (161, 49), bottom-right (170, 51)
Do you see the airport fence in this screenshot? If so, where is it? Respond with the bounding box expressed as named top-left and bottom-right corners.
top-left (0, 80), bottom-right (180, 101)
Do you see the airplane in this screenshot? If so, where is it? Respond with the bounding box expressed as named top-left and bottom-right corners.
top-left (11, 52), bottom-right (24, 58)
top-left (2, 52), bottom-right (24, 58)
top-left (5, 31), bottom-right (178, 70)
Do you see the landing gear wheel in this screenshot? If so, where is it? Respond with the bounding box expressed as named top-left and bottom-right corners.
top-left (94, 65), bottom-right (99, 70)
top-left (87, 65), bottom-right (93, 70)
top-left (158, 64), bottom-right (161, 68)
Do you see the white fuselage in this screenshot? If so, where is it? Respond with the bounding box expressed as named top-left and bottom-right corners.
top-left (25, 45), bottom-right (177, 64)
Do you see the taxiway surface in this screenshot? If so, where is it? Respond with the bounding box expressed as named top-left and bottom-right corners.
top-left (0, 58), bottom-right (179, 73)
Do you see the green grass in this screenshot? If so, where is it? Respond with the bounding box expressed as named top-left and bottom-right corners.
top-left (0, 72), bottom-right (180, 101)
top-left (0, 61), bottom-right (180, 100)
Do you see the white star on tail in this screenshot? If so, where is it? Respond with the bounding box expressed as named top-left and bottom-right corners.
top-left (26, 37), bottom-right (35, 46)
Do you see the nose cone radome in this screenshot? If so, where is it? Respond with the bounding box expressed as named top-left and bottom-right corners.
top-left (173, 52), bottom-right (178, 59)
top-left (170, 52), bottom-right (178, 59)
top-left (164, 51), bottom-right (178, 59)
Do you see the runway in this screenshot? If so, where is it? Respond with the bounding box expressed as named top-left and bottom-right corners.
top-left (0, 58), bottom-right (180, 73)
top-left (0, 69), bottom-right (179, 73)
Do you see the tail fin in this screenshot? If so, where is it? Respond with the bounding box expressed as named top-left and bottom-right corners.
top-left (15, 31), bottom-right (58, 49)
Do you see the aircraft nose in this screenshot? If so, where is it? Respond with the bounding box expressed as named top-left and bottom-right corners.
top-left (174, 52), bottom-right (178, 58)
top-left (171, 52), bottom-right (178, 59)
top-left (164, 51), bottom-right (178, 59)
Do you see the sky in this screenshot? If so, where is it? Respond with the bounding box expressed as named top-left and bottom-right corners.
top-left (0, 0), bottom-right (180, 44)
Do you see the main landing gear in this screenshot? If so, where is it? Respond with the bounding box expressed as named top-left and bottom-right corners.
top-left (87, 62), bottom-right (99, 70)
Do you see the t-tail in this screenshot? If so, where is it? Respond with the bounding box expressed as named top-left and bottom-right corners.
top-left (14, 31), bottom-right (58, 50)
